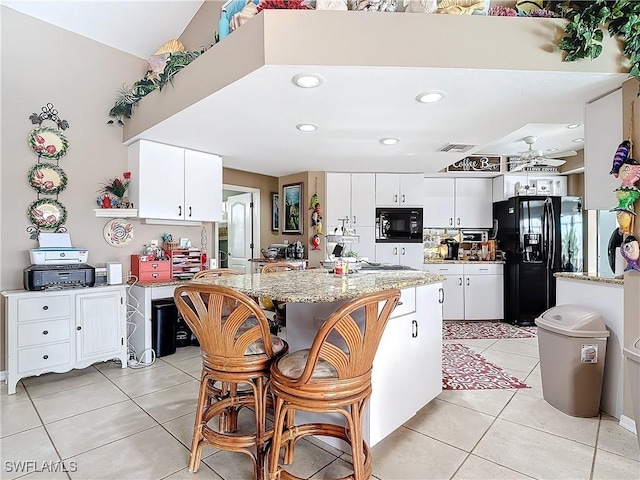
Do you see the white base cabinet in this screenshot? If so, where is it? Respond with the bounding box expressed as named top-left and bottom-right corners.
top-left (3, 286), bottom-right (128, 394)
top-left (424, 263), bottom-right (503, 320)
top-left (375, 243), bottom-right (424, 270)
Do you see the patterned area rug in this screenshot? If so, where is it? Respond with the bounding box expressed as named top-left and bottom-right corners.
top-left (442, 343), bottom-right (530, 390)
top-left (443, 321), bottom-right (536, 340)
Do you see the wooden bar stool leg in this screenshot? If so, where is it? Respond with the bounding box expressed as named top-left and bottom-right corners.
top-left (349, 403), bottom-right (365, 480)
top-left (189, 371), bottom-right (210, 473)
top-left (268, 397), bottom-right (286, 480)
top-left (282, 408), bottom-right (296, 465)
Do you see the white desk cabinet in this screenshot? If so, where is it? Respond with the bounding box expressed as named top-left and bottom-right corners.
top-left (3, 286), bottom-right (127, 394)
top-left (128, 140), bottom-right (222, 223)
top-left (423, 263), bottom-right (503, 320)
top-left (375, 173), bottom-right (424, 206)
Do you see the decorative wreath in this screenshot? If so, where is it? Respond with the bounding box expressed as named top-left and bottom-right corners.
top-left (28, 126), bottom-right (69, 160)
top-left (27, 163), bottom-right (68, 195)
top-left (27, 198), bottom-right (68, 231)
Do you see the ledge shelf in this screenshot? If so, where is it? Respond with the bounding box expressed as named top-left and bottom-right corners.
top-left (94, 208), bottom-right (138, 218)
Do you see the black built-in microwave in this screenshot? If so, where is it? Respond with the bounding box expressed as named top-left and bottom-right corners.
top-left (375, 208), bottom-right (424, 243)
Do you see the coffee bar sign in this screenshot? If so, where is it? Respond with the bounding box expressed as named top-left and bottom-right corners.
top-left (447, 156), bottom-right (501, 172)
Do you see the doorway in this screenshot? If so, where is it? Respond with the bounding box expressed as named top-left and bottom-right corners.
top-left (216, 185), bottom-right (260, 274)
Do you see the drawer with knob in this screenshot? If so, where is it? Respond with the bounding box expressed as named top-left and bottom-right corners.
top-left (17, 319), bottom-right (70, 348)
top-left (17, 342), bottom-right (72, 373)
top-left (16, 295), bottom-right (70, 322)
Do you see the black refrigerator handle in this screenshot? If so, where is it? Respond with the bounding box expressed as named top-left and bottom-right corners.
top-left (548, 198), bottom-right (556, 271)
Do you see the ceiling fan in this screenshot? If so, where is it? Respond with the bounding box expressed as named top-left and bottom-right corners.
top-left (507, 135), bottom-right (577, 172)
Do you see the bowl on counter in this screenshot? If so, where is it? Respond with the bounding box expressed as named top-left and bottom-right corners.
top-left (261, 248), bottom-right (279, 260)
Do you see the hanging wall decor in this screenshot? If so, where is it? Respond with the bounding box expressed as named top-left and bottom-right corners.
top-left (26, 103), bottom-right (70, 239)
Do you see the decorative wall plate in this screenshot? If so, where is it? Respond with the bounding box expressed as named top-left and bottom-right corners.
top-left (28, 163), bottom-right (68, 195)
top-left (28, 198), bottom-right (67, 230)
top-left (28, 126), bottom-right (69, 160)
top-left (103, 218), bottom-right (135, 247)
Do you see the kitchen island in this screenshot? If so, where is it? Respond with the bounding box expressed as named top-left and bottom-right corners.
top-left (192, 269), bottom-right (445, 448)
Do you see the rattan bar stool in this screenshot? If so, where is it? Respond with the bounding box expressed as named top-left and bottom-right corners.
top-left (192, 268), bottom-right (241, 280)
top-left (174, 284), bottom-right (288, 478)
top-left (266, 289), bottom-right (401, 480)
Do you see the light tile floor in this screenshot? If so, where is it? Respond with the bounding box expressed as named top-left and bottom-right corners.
top-left (1, 335), bottom-right (639, 479)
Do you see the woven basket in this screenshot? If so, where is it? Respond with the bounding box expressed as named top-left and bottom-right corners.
top-left (163, 241), bottom-right (179, 251)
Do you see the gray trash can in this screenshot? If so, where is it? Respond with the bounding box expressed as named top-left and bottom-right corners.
top-left (535, 305), bottom-right (610, 417)
top-left (623, 338), bottom-right (640, 448)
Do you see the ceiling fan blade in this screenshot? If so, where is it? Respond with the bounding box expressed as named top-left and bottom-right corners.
top-left (539, 158), bottom-right (566, 167)
top-left (545, 150), bottom-right (577, 159)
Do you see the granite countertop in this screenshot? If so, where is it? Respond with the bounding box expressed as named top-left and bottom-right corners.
top-left (248, 258), bottom-right (306, 263)
top-left (554, 272), bottom-right (624, 286)
top-left (190, 269), bottom-right (444, 303)
top-left (131, 280), bottom-right (190, 288)
top-left (424, 259), bottom-right (505, 265)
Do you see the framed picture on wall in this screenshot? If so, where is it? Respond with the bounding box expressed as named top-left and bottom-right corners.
top-left (271, 192), bottom-right (279, 231)
top-left (282, 182), bottom-right (303, 234)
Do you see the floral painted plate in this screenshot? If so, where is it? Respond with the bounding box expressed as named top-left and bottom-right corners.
top-left (28, 163), bottom-right (68, 195)
top-left (28, 198), bottom-right (67, 230)
top-left (28, 126), bottom-right (69, 160)
top-left (103, 218), bottom-right (135, 247)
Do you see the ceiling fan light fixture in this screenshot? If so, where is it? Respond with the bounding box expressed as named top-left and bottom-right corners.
top-left (416, 91), bottom-right (446, 103)
top-left (292, 73), bottom-right (323, 88)
top-left (567, 123), bottom-right (581, 129)
top-left (380, 137), bottom-right (399, 145)
top-left (572, 137), bottom-right (584, 142)
top-left (296, 123), bottom-right (317, 132)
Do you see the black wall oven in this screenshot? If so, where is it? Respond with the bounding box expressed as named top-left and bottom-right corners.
top-left (375, 208), bottom-right (423, 243)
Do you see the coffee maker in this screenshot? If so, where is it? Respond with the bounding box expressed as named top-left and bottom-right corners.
top-left (442, 238), bottom-right (460, 260)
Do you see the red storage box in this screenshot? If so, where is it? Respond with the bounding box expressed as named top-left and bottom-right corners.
top-left (130, 255), bottom-right (171, 283)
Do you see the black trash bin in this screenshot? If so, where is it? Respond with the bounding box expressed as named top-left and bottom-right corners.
top-left (151, 299), bottom-right (177, 357)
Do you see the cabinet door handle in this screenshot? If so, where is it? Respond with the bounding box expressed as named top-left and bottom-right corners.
top-left (412, 319), bottom-right (418, 338)
top-left (401, 247), bottom-right (406, 255)
top-left (152, 273), bottom-right (159, 278)
top-left (42, 305), bottom-right (49, 311)
top-left (402, 194), bottom-right (406, 203)
top-left (188, 206), bottom-right (192, 217)
top-left (353, 215), bottom-right (357, 224)
top-left (457, 218), bottom-right (460, 226)
top-left (393, 247), bottom-right (398, 255)
top-left (76, 326), bottom-right (82, 331)
top-left (394, 194), bottom-right (398, 203)
top-left (466, 278), bottom-right (470, 286)
top-left (178, 205), bottom-right (182, 217)
top-left (43, 355), bottom-right (49, 360)
top-left (42, 330), bottom-right (49, 335)
top-left (458, 277), bottom-right (463, 286)
top-left (438, 288), bottom-right (444, 304)
top-left (449, 218), bottom-right (453, 226)
top-left (151, 263), bottom-right (159, 269)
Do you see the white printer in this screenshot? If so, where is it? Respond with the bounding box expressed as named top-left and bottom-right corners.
top-left (29, 233), bottom-right (89, 265)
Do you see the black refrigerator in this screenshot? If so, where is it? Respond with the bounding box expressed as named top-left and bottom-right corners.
top-left (493, 196), bottom-right (583, 326)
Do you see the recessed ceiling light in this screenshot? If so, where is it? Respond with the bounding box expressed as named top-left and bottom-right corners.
top-left (567, 124), bottom-right (581, 129)
top-left (546, 148), bottom-right (559, 153)
top-left (292, 74), bottom-right (323, 88)
top-left (416, 91), bottom-right (446, 103)
top-left (572, 137), bottom-right (584, 142)
top-left (296, 123), bottom-right (317, 132)
top-left (380, 137), bottom-right (399, 145)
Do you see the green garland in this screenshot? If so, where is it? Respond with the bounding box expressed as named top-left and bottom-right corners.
top-left (556, 0), bottom-right (640, 93)
top-left (108, 47), bottom-right (210, 126)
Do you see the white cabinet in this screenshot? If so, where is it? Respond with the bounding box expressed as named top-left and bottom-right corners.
top-left (423, 178), bottom-right (492, 228)
top-left (584, 88), bottom-right (623, 210)
top-left (351, 226), bottom-right (376, 261)
top-left (370, 283), bottom-right (443, 445)
top-left (375, 173), bottom-right (424, 206)
top-left (128, 140), bottom-right (222, 223)
top-left (325, 173), bottom-right (375, 227)
top-left (75, 289), bottom-right (125, 363)
top-left (424, 263), bottom-right (503, 320)
top-left (375, 243), bottom-right (424, 270)
top-left (492, 175), bottom-right (568, 202)
top-left (2, 286), bottom-right (128, 395)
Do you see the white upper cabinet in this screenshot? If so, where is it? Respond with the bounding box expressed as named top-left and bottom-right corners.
top-left (375, 174), bottom-right (424, 206)
top-left (454, 178), bottom-right (493, 228)
top-left (128, 140), bottom-right (222, 223)
top-left (423, 178), bottom-right (455, 228)
top-left (325, 173), bottom-right (375, 228)
top-left (424, 177), bottom-right (492, 228)
top-left (584, 88), bottom-right (623, 211)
